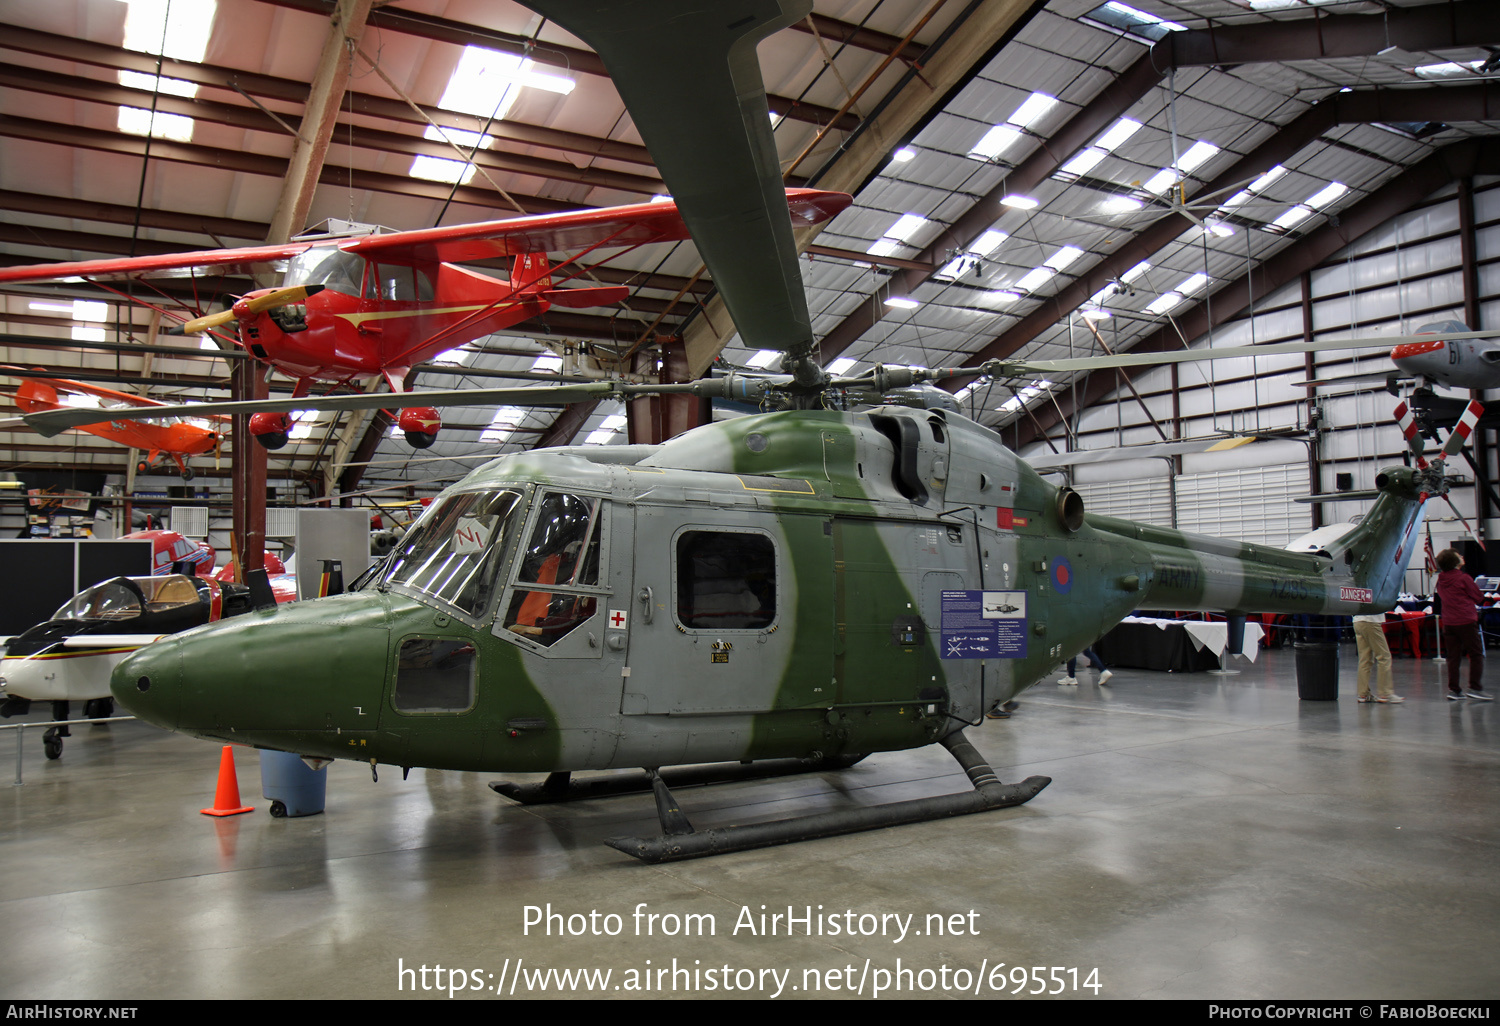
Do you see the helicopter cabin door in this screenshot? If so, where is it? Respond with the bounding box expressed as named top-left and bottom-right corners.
top-left (620, 504), bottom-right (834, 718)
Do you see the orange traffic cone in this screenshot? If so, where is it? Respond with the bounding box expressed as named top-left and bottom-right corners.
top-left (200, 745), bottom-right (254, 817)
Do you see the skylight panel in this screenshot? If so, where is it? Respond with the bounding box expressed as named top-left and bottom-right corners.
top-left (531, 353), bottom-right (563, 373)
top-left (1045, 246), bottom-right (1085, 272)
top-left (1015, 267), bottom-right (1054, 293)
top-left (1306, 182), bottom-right (1348, 209)
top-left (1177, 141), bottom-right (1220, 175)
top-left (117, 0), bottom-right (216, 142)
top-left (1008, 93), bottom-right (1058, 131)
top-left (1177, 272), bottom-right (1209, 295)
top-left (828, 358), bottom-right (858, 376)
top-left (1121, 261), bottom-right (1152, 284)
top-left (1145, 293), bottom-right (1185, 315)
top-left (866, 213), bottom-right (929, 257)
top-left (1059, 148), bottom-right (1106, 178)
top-left (884, 296), bottom-right (920, 310)
top-left (747, 350), bottom-right (781, 369)
top-left (71, 327), bottom-right (107, 343)
top-left (969, 92), bottom-right (1056, 161)
top-left (480, 406), bottom-right (528, 443)
top-left (1000, 195), bottom-right (1038, 210)
top-left (410, 156), bottom-right (478, 185)
top-left (998, 380), bottom-right (1054, 414)
top-left (1086, 2), bottom-right (1186, 42)
top-left (970, 124), bottom-right (1023, 161)
top-left (891, 147), bottom-right (916, 163)
top-left (288, 412), bottom-right (320, 442)
top-left (584, 414), bottom-right (627, 446)
top-left (1100, 195), bottom-right (1143, 215)
top-left (1095, 118), bottom-right (1143, 153)
top-left (1143, 169), bottom-right (1178, 195)
top-left (934, 229), bottom-right (1008, 281)
top-left (423, 126), bottom-right (496, 150)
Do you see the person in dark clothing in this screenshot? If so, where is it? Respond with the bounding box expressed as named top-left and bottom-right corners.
top-left (1433, 548), bottom-right (1492, 701)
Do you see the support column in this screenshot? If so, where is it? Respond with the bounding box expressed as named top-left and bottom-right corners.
top-left (231, 360), bottom-right (267, 580)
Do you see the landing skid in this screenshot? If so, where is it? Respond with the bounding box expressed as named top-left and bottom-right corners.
top-left (604, 730), bottom-right (1050, 864)
top-left (488, 752), bottom-right (866, 805)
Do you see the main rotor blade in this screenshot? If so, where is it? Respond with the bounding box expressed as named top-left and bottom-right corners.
top-left (979, 330), bottom-right (1499, 378)
top-left (19, 373), bottom-right (787, 437)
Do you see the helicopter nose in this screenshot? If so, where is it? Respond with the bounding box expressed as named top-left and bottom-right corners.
top-left (111, 637), bottom-right (181, 728)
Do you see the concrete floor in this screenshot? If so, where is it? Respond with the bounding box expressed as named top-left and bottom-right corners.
top-left (2, 645), bottom-right (1497, 1001)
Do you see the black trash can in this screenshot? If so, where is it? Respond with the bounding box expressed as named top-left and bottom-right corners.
top-left (1293, 641), bottom-right (1340, 701)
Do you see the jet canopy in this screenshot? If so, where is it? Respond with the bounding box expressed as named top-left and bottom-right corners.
top-left (53, 575), bottom-right (203, 622)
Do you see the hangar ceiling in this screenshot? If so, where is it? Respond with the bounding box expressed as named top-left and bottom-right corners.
top-left (2, 0), bottom-right (1498, 502)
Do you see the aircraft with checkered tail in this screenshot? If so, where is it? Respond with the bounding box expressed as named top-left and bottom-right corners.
top-left (94, 0), bottom-right (1476, 863)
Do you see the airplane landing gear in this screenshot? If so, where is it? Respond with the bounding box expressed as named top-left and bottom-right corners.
top-left (43, 727), bottom-right (63, 760)
top-left (399, 406), bottom-right (440, 449)
top-left (250, 411), bottom-right (293, 451)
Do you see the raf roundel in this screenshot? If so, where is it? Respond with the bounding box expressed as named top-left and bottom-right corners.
top-left (1052, 556), bottom-right (1073, 595)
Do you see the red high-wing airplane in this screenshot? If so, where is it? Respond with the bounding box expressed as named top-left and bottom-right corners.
top-left (3, 374), bottom-right (230, 480)
top-left (0, 189), bottom-right (851, 449)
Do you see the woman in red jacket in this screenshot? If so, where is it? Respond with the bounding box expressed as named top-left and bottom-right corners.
top-left (1433, 548), bottom-right (1493, 700)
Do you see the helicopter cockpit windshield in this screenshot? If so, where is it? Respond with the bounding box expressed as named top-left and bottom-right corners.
top-left (381, 490), bottom-right (523, 620)
top-left (53, 575), bottom-right (203, 622)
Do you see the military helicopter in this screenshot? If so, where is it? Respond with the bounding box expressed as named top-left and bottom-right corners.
top-left (88, 0), bottom-right (1478, 863)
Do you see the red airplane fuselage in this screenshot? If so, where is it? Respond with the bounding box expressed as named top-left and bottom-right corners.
top-left (233, 250), bottom-right (563, 391)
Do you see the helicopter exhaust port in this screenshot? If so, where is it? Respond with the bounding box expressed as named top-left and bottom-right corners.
top-left (600, 730), bottom-right (1051, 864)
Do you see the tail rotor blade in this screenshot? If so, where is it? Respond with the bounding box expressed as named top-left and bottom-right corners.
top-left (1441, 399), bottom-right (1485, 460)
top-left (1394, 399), bottom-right (1428, 466)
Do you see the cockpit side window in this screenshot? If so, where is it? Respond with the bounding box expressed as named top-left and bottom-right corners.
top-left (55, 579), bottom-right (144, 621)
top-left (501, 493), bottom-right (605, 647)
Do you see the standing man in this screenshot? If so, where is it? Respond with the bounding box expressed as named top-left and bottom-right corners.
top-left (1351, 613), bottom-right (1400, 703)
top-left (1433, 548), bottom-right (1493, 701)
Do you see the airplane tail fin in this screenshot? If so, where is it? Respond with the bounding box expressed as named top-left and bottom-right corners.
top-left (1323, 465), bottom-right (1428, 609)
top-left (511, 252), bottom-right (553, 293)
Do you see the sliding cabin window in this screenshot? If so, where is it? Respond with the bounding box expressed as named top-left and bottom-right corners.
top-left (500, 492), bottom-right (604, 648)
top-left (674, 530), bottom-right (777, 631)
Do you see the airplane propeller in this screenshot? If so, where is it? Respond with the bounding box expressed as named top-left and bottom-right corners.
top-left (1395, 397), bottom-right (1486, 549)
top-left (177, 285), bottom-right (326, 335)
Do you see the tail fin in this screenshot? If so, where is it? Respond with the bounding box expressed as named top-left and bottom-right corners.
top-left (511, 252), bottom-right (552, 293)
top-left (1324, 465), bottom-right (1427, 608)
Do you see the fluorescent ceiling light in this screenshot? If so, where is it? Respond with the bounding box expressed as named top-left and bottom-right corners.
top-left (970, 124), bottom-right (1023, 161)
top-left (1145, 293), bottom-right (1184, 315)
top-left (1059, 148), bottom-right (1106, 177)
top-left (1008, 92), bottom-right (1058, 130)
top-left (1306, 181), bottom-right (1348, 209)
top-left (28, 302), bottom-right (75, 314)
top-left (891, 147), bottom-right (916, 163)
top-left (747, 350), bottom-right (781, 369)
top-left (1094, 117), bottom-right (1143, 153)
top-left (1001, 195), bottom-right (1038, 210)
top-left (884, 296), bottom-right (920, 310)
